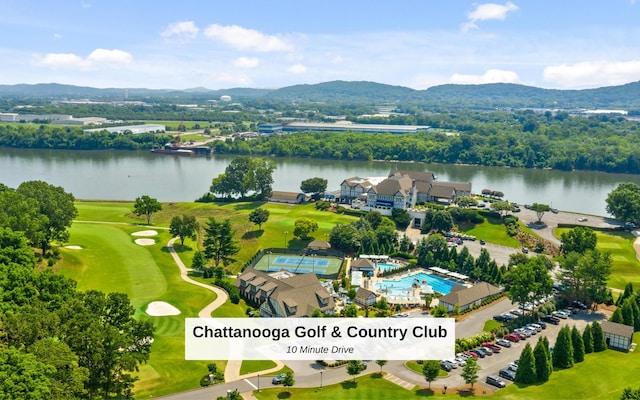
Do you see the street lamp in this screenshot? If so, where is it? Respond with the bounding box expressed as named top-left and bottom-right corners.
top-left (284, 230), bottom-right (288, 249)
top-left (257, 374), bottom-right (260, 392)
top-left (312, 253), bottom-right (315, 274)
top-left (266, 251), bottom-right (271, 269)
top-left (320, 371), bottom-right (323, 390)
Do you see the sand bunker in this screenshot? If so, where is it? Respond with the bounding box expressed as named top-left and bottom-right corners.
top-left (132, 230), bottom-right (158, 237)
top-left (135, 238), bottom-right (155, 246)
top-left (64, 245), bottom-right (83, 250)
top-left (146, 301), bottom-right (181, 316)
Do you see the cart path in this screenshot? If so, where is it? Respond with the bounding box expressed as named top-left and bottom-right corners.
top-left (166, 237), bottom-right (284, 382)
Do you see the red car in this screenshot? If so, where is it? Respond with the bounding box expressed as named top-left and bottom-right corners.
top-left (503, 333), bottom-right (520, 342)
top-left (482, 342), bottom-right (502, 353)
top-left (465, 351), bottom-right (478, 358)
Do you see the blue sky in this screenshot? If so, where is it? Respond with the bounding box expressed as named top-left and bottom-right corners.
top-left (1, 0), bottom-right (639, 90)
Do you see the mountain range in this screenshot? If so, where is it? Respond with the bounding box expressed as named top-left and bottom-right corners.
top-left (1, 80), bottom-right (639, 110)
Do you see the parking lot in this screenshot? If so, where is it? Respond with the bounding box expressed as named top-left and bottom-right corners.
top-left (442, 308), bottom-right (609, 390)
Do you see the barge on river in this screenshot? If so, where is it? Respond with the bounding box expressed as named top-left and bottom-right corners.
top-left (151, 143), bottom-right (212, 156)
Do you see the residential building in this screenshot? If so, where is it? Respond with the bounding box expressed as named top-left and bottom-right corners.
top-left (601, 321), bottom-right (634, 351)
top-left (267, 191), bottom-right (306, 204)
top-left (354, 287), bottom-right (377, 307)
top-left (234, 269), bottom-right (335, 317)
top-left (350, 258), bottom-right (376, 275)
top-left (365, 174), bottom-right (416, 210)
top-left (339, 177), bottom-right (376, 204)
top-left (437, 282), bottom-right (502, 312)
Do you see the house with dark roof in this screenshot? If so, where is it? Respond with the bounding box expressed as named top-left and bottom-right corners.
top-left (437, 282), bottom-right (502, 312)
top-left (267, 191), bottom-right (306, 204)
top-left (354, 287), bottom-right (378, 307)
top-left (366, 174), bottom-right (416, 209)
top-left (601, 321), bottom-right (634, 351)
top-left (234, 268), bottom-right (335, 317)
top-left (340, 177), bottom-right (375, 203)
top-left (350, 258), bottom-right (376, 274)
top-left (428, 181), bottom-right (472, 203)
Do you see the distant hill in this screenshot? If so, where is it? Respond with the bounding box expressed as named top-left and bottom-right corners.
top-left (1, 80), bottom-right (639, 109)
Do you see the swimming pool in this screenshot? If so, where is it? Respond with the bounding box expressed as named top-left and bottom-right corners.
top-left (377, 262), bottom-right (401, 272)
top-left (375, 272), bottom-right (463, 297)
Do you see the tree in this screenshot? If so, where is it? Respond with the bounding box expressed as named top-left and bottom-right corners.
top-left (422, 360), bottom-right (440, 389)
top-left (530, 203), bottom-right (551, 224)
top-left (293, 217), bottom-right (318, 239)
top-left (455, 195), bottom-right (477, 208)
top-left (460, 357), bottom-right (481, 390)
top-left (0, 347), bottom-right (55, 399)
top-left (209, 156), bottom-right (276, 199)
top-left (561, 226), bottom-right (597, 255)
top-left (281, 371), bottom-right (295, 390)
top-left (16, 180), bottom-right (78, 254)
top-left (191, 250), bottom-right (207, 270)
top-left (592, 321), bottom-right (607, 352)
top-left (343, 304), bottom-right (358, 317)
top-left (29, 337), bottom-right (89, 399)
top-left (300, 177), bottom-right (328, 199)
top-left (559, 249), bottom-right (612, 307)
top-left (606, 182), bottom-right (640, 224)
top-left (310, 307), bottom-right (323, 317)
top-left (491, 200), bottom-right (515, 217)
top-left (534, 337), bottom-right (552, 382)
top-left (515, 343), bottom-right (537, 384)
top-left (508, 257), bottom-right (553, 313)
top-left (583, 324), bottom-right (594, 354)
top-left (329, 224), bottom-right (360, 254)
top-left (611, 307), bottom-right (624, 323)
top-left (376, 360), bottom-right (387, 372)
top-left (430, 209), bottom-right (454, 232)
top-left (248, 208), bottom-right (270, 230)
top-left (203, 217), bottom-right (240, 267)
top-left (572, 325), bottom-right (585, 363)
top-left (552, 326), bottom-right (574, 369)
top-left (391, 208), bottom-right (411, 229)
top-left (133, 195), bottom-right (162, 225)
top-left (253, 158), bottom-right (276, 199)
top-left (620, 386), bottom-right (640, 400)
top-left (169, 215), bottom-right (199, 246)
top-left (346, 360), bottom-right (365, 381)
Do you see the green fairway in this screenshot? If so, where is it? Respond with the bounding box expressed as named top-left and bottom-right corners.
top-left (240, 360), bottom-right (278, 375)
top-left (75, 201), bottom-right (139, 222)
top-left (555, 228), bottom-right (640, 290)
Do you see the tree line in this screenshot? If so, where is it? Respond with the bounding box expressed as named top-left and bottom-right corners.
top-left (0, 181), bottom-right (154, 399)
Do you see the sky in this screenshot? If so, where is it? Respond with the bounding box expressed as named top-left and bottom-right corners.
top-left (1, 0), bottom-right (640, 91)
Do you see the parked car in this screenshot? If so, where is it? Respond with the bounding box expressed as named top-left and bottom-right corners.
top-left (508, 362), bottom-right (518, 372)
top-left (481, 346), bottom-right (494, 355)
top-left (486, 375), bottom-right (507, 388)
top-left (536, 321), bottom-right (547, 329)
top-left (572, 300), bottom-right (588, 310)
top-left (526, 323), bottom-right (542, 332)
top-left (440, 361), bottom-right (453, 372)
top-left (551, 208), bottom-right (559, 214)
top-left (541, 314), bottom-right (560, 325)
top-left (455, 357), bottom-right (467, 366)
top-left (496, 338), bottom-right (512, 347)
top-left (503, 333), bottom-right (520, 342)
top-left (465, 351), bottom-right (479, 358)
top-left (470, 349), bottom-right (486, 358)
top-left (444, 360), bottom-right (458, 369)
top-left (522, 247), bottom-right (529, 254)
top-left (494, 314), bottom-right (514, 322)
top-left (499, 368), bottom-right (516, 381)
top-left (272, 374), bottom-right (286, 384)
top-left (552, 310), bottom-right (568, 319)
top-left (480, 239), bottom-right (486, 245)
top-left (482, 342), bottom-right (502, 353)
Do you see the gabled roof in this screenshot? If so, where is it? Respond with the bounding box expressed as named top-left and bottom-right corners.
top-left (268, 191), bottom-right (305, 201)
top-left (235, 268), bottom-right (334, 317)
top-left (438, 282), bottom-right (501, 307)
top-left (601, 321), bottom-right (634, 338)
top-left (351, 258), bottom-right (375, 268)
top-left (371, 175), bottom-right (413, 196)
top-left (342, 177), bottom-right (374, 189)
top-left (428, 182), bottom-right (457, 199)
top-left (389, 170), bottom-right (435, 183)
top-left (355, 287), bottom-right (377, 302)
top-left (308, 240), bottom-right (331, 249)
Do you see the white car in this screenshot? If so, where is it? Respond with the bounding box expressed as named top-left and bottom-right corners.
top-left (552, 310), bottom-right (569, 319)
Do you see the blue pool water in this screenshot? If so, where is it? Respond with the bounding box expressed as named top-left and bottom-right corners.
top-left (375, 272), bottom-right (462, 296)
top-left (377, 262), bottom-right (401, 272)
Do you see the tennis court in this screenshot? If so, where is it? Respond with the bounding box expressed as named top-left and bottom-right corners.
top-left (253, 252), bottom-right (343, 277)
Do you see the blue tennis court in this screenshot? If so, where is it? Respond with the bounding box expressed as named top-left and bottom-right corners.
top-left (273, 256), bottom-right (330, 267)
top-left (253, 252), bottom-right (343, 277)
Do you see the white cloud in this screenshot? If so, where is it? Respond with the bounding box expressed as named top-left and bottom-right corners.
top-left (287, 64), bottom-right (307, 74)
top-left (210, 72), bottom-right (253, 86)
top-left (87, 48), bottom-right (133, 64)
top-left (35, 49), bottom-right (132, 70)
top-left (233, 57), bottom-right (260, 68)
top-left (53, 33), bottom-right (62, 40)
top-left (203, 24), bottom-right (293, 52)
top-left (330, 55), bottom-right (343, 64)
top-left (543, 60), bottom-right (640, 88)
top-left (161, 21), bottom-right (199, 40)
top-left (37, 53), bottom-right (89, 69)
top-left (462, 1), bottom-right (519, 32)
top-left (450, 69), bottom-right (520, 84)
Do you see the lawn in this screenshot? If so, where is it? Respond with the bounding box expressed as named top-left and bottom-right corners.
top-left (458, 211), bottom-right (521, 247)
top-left (494, 332), bottom-right (640, 399)
top-left (554, 228), bottom-right (640, 291)
top-left (240, 360), bottom-right (278, 375)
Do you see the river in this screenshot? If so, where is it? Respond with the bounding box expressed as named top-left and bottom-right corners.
top-left (1, 148), bottom-right (638, 216)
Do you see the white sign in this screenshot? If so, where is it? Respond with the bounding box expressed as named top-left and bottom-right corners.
top-left (185, 318), bottom-right (455, 360)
